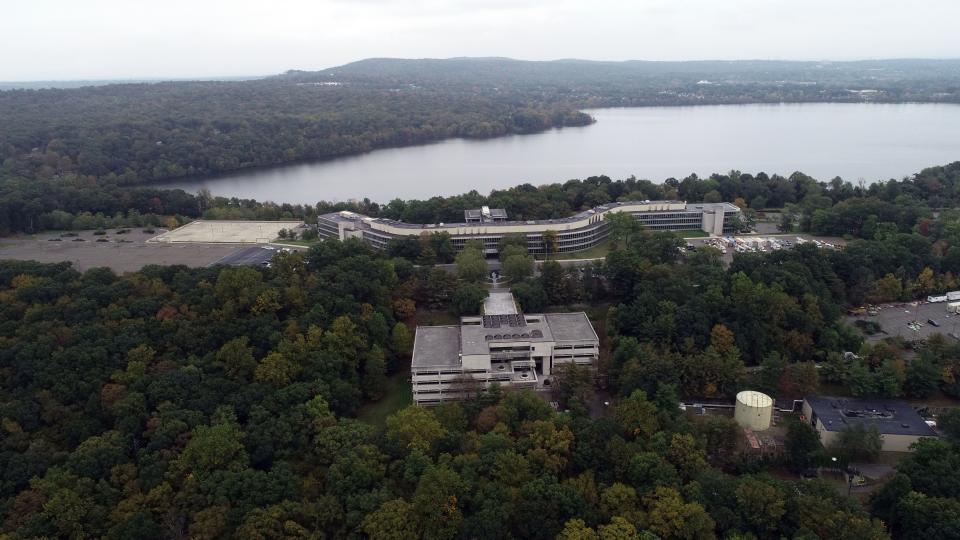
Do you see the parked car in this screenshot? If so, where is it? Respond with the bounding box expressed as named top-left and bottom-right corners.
top-left (928, 319), bottom-right (940, 327)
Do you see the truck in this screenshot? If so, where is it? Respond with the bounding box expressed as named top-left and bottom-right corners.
top-left (948, 291), bottom-right (960, 302)
top-left (928, 295), bottom-right (949, 303)
top-left (948, 301), bottom-right (960, 314)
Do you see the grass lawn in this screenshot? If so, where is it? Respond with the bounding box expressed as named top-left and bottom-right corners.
top-left (676, 229), bottom-right (709, 238)
top-left (356, 369), bottom-right (412, 426)
top-left (273, 239), bottom-right (320, 247)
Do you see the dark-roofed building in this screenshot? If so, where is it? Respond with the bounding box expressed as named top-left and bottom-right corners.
top-left (802, 396), bottom-right (938, 452)
top-left (411, 292), bottom-right (599, 405)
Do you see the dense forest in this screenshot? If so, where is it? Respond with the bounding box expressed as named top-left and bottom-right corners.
top-left (2, 58), bottom-right (959, 186)
top-left (5, 160), bottom-right (960, 536)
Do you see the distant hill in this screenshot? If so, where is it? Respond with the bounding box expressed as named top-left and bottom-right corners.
top-left (1, 57), bottom-right (958, 187)
top-left (0, 75), bottom-right (264, 91)
top-left (286, 56), bottom-right (960, 87)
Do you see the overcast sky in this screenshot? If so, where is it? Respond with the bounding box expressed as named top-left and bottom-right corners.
top-left (4, 0), bottom-right (959, 81)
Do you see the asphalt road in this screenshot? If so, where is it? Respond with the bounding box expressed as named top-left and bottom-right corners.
top-left (212, 246), bottom-right (278, 267)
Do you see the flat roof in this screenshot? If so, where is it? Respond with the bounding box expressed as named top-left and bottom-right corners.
top-left (460, 320), bottom-right (555, 355)
top-left (805, 396), bottom-right (937, 437)
top-left (484, 292), bottom-right (518, 315)
top-left (545, 312), bottom-right (600, 342)
top-left (320, 200), bottom-right (740, 233)
top-left (411, 326), bottom-right (461, 369)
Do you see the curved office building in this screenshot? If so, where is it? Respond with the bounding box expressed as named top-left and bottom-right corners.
top-left (318, 200), bottom-right (741, 255)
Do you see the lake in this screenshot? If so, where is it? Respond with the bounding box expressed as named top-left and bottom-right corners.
top-left (158, 103), bottom-right (960, 204)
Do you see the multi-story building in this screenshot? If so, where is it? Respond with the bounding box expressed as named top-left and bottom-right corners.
top-left (411, 292), bottom-right (599, 405)
top-left (317, 200), bottom-right (741, 256)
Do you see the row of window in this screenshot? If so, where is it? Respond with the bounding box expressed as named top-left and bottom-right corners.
top-left (343, 209), bottom-right (735, 253)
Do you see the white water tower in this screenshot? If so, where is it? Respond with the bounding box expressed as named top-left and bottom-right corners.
top-left (734, 390), bottom-right (773, 431)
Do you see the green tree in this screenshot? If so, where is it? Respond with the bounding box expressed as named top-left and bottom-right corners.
top-left (502, 246), bottom-right (535, 283)
top-left (390, 322), bottom-right (413, 360)
top-left (557, 519), bottom-right (598, 540)
top-left (455, 245), bottom-right (488, 282)
top-left (615, 390), bottom-right (659, 440)
top-left (411, 465), bottom-right (465, 540)
top-left (605, 212), bottom-right (640, 247)
top-left (451, 283), bottom-right (487, 316)
top-left (897, 492), bottom-right (960, 540)
top-left (904, 356), bottom-right (940, 398)
top-left (542, 229), bottom-right (559, 257)
top-left (785, 417), bottom-right (823, 473)
top-left (385, 406), bottom-right (446, 454)
top-left (363, 346), bottom-right (388, 400)
top-left (735, 476), bottom-right (786, 535)
top-left (832, 423), bottom-right (883, 463)
top-left (253, 351), bottom-right (299, 386)
top-left (643, 487), bottom-right (716, 540)
top-left (361, 499), bottom-right (419, 540)
top-left (216, 336), bottom-right (257, 381)
top-left (540, 260), bottom-right (567, 305)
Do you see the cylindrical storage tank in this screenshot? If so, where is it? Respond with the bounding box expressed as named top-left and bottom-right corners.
top-left (734, 390), bottom-right (773, 431)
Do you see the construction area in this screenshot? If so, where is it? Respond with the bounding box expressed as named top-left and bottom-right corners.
top-left (148, 220), bottom-right (304, 244)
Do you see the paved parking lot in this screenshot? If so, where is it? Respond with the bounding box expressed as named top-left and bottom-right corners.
top-left (687, 233), bottom-right (847, 266)
top-left (213, 246), bottom-right (287, 267)
top-left (149, 220), bottom-right (304, 243)
top-left (847, 301), bottom-right (960, 342)
top-left (0, 230), bottom-right (240, 273)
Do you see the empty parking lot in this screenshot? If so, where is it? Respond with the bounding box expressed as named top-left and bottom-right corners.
top-left (149, 220), bottom-right (304, 244)
top-left (847, 301), bottom-right (960, 342)
top-left (0, 229), bottom-right (241, 273)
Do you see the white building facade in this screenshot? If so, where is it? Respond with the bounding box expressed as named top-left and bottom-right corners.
top-left (411, 293), bottom-right (599, 405)
top-left (318, 200), bottom-right (741, 256)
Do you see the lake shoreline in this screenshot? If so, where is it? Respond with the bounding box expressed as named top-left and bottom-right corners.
top-left (153, 103), bottom-right (960, 205)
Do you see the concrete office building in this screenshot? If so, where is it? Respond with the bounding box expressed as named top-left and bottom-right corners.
top-left (802, 396), bottom-right (938, 453)
top-left (317, 200), bottom-right (741, 256)
top-left (410, 292), bottom-right (599, 405)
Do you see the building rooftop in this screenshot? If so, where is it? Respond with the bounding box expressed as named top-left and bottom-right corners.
top-left (805, 396), bottom-right (938, 437)
top-left (412, 292), bottom-right (602, 367)
top-left (465, 207), bottom-right (508, 221)
top-left (460, 319), bottom-right (555, 355)
top-left (319, 200), bottom-right (740, 232)
top-left (545, 312), bottom-right (600, 342)
top-left (411, 326), bottom-right (461, 369)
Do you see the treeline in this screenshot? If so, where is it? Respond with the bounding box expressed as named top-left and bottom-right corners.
top-left (335, 162), bottom-right (960, 232)
top-left (3, 162), bottom-right (959, 239)
top-left (0, 176), bottom-right (321, 235)
top-left (0, 77), bottom-right (591, 185)
top-left (3, 57), bottom-right (960, 187)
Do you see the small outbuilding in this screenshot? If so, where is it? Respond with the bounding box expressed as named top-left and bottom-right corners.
top-left (802, 396), bottom-right (938, 452)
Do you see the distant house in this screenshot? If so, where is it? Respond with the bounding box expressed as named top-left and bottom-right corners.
top-left (802, 396), bottom-right (938, 452)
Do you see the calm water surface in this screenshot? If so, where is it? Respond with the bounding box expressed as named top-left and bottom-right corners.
top-left (159, 103), bottom-right (960, 204)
